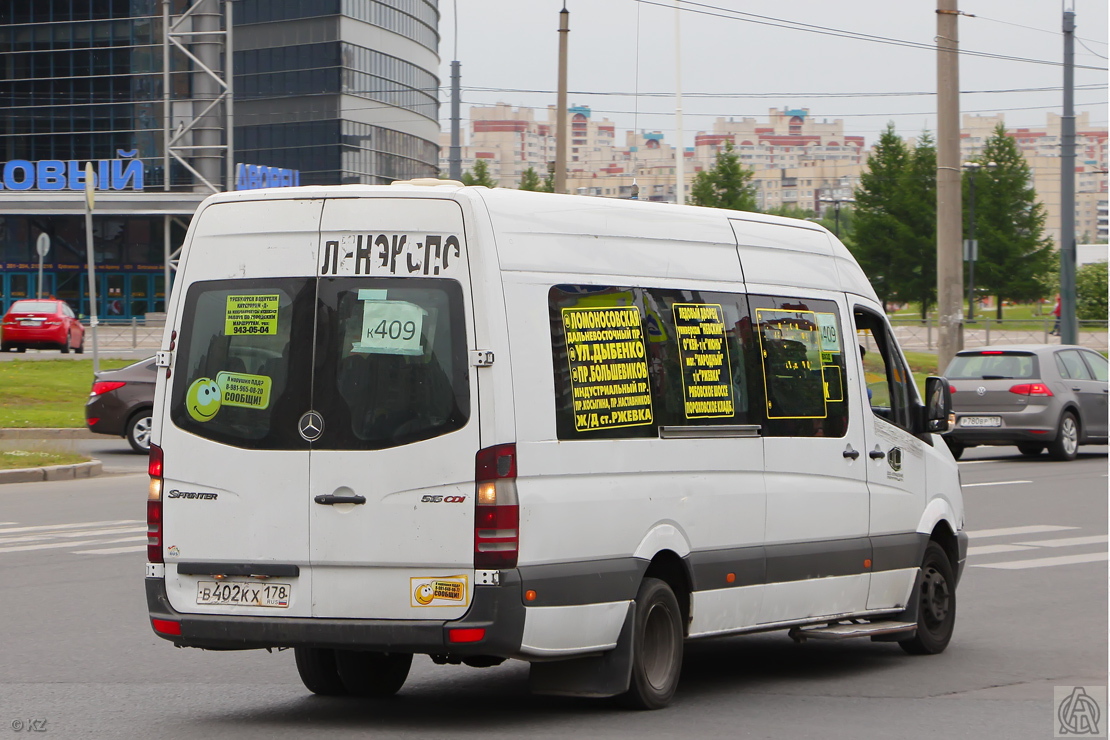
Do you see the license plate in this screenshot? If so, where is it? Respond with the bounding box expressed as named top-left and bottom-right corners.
top-left (19, 319), bottom-right (42, 326)
top-left (960, 416), bottom-right (1001, 427)
top-left (196, 580), bottom-right (291, 608)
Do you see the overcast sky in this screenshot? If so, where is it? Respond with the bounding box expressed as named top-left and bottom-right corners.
top-left (437, 0), bottom-right (1108, 147)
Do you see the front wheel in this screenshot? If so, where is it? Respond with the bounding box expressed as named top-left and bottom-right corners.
top-left (294, 647), bottom-right (347, 696)
top-left (334, 651), bottom-right (412, 697)
top-left (619, 577), bottom-right (684, 710)
top-left (75, 336), bottom-right (85, 354)
top-left (943, 437), bottom-right (964, 460)
top-left (126, 411), bottom-right (153, 453)
top-left (1047, 412), bottom-right (1079, 461)
top-left (899, 541), bottom-right (956, 655)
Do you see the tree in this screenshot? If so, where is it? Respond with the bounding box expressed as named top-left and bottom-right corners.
top-left (461, 158), bottom-right (497, 187)
top-left (1076, 261), bottom-right (1108, 321)
top-left (850, 124), bottom-right (936, 316)
top-left (518, 166), bottom-right (543, 191)
top-left (688, 142), bottom-right (756, 211)
top-left (965, 124), bottom-right (1054, 319)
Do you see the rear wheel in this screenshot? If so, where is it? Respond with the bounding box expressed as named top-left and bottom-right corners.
top-left (943, 437), bottom-right (964, 460)
top-left (1017, 443), bottom-right (1044, 457)
top-left (294, 647), bottom-right (347, 696)
top-left (619, 577), bottom-right (684, 710)
top-left (899, 541), bottom-right (956, 655)
top-left (334, 651), bottom-right (412, 697)
top-left (0, 343), bottom-right (9, 352)
top-left (75, 336), bottom-right (84, 354)
top-left (1047, 412), bottom-right (1079, 461)
top-left (61, 333), bottom-right (70, 354)
top-left (126, 411), bottom-right (153, 453)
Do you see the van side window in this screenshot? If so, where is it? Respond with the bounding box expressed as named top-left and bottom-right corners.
top-left (548, 285), bottom-right (758, 440)
top-left (747, 295), bottom-right (849, 438)
top-left (853, 307), bottom-right (913, 431)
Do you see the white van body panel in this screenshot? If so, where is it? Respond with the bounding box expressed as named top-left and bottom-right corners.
top-left (520, 602), bottom-right (631, 657)
top-left (148, 185), bottom-right (965, 681)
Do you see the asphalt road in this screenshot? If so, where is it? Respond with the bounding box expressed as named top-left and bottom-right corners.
top-left (0, 444), bottom-right (1105, 739)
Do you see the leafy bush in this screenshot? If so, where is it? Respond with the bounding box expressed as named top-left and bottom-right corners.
top-left (1076, 261), bottom-right (1108, 321)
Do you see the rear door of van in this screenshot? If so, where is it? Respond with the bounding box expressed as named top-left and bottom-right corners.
top-left (162, 195), bottom-right (479, 623)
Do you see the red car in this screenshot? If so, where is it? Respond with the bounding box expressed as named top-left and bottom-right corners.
top-left (1, 299), bottom-right (85, 353)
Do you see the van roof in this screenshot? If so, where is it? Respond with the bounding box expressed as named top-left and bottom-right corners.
top-left (194, 185), bottom-right (877, 302)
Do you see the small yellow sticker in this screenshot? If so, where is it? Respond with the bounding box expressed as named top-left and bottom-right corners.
top-left (215, 371), bottom-right (272, 410)
top-left (225, 295), bottom-right (279, 336)
top-left (411, 575), bottom-right (469, 607)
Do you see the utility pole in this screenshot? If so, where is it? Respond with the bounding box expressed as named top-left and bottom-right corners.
top-left (936, 0), bottom-right (963, 370)
top-left (449, 0), bottom-right (462, 181)
top-left (555, 5), bottom-right (569, 195)
top-left (673, 0), bottom-right (685, 205)
top-left (1059, 7), bottom-right (1078, 345)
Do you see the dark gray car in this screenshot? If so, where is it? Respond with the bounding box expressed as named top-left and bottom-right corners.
top-left (85, 357), bottom-right (157, 453)
top-left (942, 344), bottom-right (1108, 461)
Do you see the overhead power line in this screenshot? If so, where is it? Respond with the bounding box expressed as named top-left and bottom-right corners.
top-left (634, 0), bottom-right (1108, 72)
top-left (454, 83), bottom-right (1106, 100)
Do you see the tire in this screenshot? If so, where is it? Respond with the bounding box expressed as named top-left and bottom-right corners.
top-left (61, 334), bottom-right (70, 354)
top-left (1016, 443), bottom-right (1044, 457)
top-left (126, 411), bottom-right (154, 453)
top-left (943, 437), bottom-right (964, 460)
top-left (294, 647), bottom-right (347, 696)
top-left (75, 337), bottom-right (84, 354)
top-left (899, 541), bottom-right (956, 656)
top-left (619, 577), bottom-right (684, 710)
top-left (1047, 412), bottom-right (1079, 461)
top-left (334, 651), bottom-right (412, 697)
top-left (0, 343), bottom-right (9, 352)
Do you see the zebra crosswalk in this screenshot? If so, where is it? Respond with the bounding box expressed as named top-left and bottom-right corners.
top-left (967, 524), bottom-right (1108, 570)
top-left (0, 519), bottom-right (146, 557)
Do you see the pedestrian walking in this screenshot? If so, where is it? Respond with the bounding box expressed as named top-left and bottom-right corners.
top-left (1050, 293), bottom-right (1061, 336)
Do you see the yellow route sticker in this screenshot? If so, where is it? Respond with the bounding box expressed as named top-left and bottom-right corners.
top-left (225, 295), bottom-right (279, 336)
top-left (673, 303), bottom-right (735, 419)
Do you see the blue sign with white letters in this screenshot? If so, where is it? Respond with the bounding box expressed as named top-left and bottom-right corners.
top-left (235, 163), bottom-right (300, 190)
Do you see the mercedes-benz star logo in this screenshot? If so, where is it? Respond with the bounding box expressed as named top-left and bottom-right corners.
top-left (298, 411), bottom-right (324, 441)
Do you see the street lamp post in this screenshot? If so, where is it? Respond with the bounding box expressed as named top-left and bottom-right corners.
top-left (819, 196), bottom-right (855, 238)
top-left (962, 161), bottom-right (995, 323)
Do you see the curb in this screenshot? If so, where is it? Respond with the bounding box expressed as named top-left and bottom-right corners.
top-left (0, 460), bottom-right (103, 485)
top-left (0, 428), bottom-right (99, 439)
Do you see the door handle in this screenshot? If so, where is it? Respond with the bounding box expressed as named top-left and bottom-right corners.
top-left (314, 494), bottom-right (366, 505)
top-left (869, 449), bottom-right (886, 460)
top-left (1072, 387), bottom-right (1082, 392)
top-left (843, 447), bottom-right (860, 460)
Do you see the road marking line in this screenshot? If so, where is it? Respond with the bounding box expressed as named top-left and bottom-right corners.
top-left (965, 525), bottom-right (1078, 539)
top-left (0, 520), bottom-right (142, 535)
top-left (71, 545), bottom-right (147, 555)
top-left (974, 552), bottom-right (1108, 570)
top-left (962, 480), bottom-right (1033, 488)
top-left (967, 544), bottom-right (1036, 556)
top-left (0, 526), bottom-right (145, 546)
top-left (1013, 535), bottom-right (1109, 548)
top-left (0, 535), bottom-right (145, 554)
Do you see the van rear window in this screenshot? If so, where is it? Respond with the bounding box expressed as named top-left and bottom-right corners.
top-left (171, 277), bottom-right (469, 450)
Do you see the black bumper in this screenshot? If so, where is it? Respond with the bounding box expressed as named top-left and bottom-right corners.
top-left (946, 428), bottom-right (1055, 445)
top-left (955, 530), bottom-right (969, 586)
top-left (146, 572), bottom-right (526, 656)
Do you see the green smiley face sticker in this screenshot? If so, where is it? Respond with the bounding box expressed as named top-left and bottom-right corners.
top-left (186, 377), bottom-right (222, 422)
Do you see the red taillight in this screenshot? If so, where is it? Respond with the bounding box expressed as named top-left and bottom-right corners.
top-left (90, 380), bottom-right (126, 396)
top-left (474, 443), bottom-right (519, 569)
top-left (1009, 383), bottom-right (1054, 397)
top-left (86, 417), bottom-right (100, 426)
top-left (147, 443), bottom-right (164, 563)
top-left (448, 628), bottom-right (486, 644)
top-left (949, 385), bottom-right (958, 394)
top-left (151, 619), bottom-right (181, 636)
top-left (980, 351), bottom-right (1004, 355)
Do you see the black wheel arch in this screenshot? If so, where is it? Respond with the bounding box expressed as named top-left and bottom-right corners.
top-left (644, 550), bottom-right (693, 636)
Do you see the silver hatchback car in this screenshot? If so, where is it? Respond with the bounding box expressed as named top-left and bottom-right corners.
top-left (942, 344), bottom-right (1108, 461)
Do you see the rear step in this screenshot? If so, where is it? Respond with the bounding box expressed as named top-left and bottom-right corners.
top-left (788, 619), bottom-right (916, 643)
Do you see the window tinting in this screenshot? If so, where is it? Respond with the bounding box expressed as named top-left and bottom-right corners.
top-left (1056, 350), bottom-right (1094, 381)
top-left (750, 295), bottom-right (849, 438)
top-left (312, 277), bottom-right (469, 450)
top-left (549, 284), bottom-right (758, 440)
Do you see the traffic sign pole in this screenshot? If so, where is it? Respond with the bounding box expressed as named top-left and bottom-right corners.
top-left (35, 233), bottom-right (50, 299)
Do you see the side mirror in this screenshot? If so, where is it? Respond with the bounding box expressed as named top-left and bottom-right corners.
top-left (924, 376), bottom-right (952, 433)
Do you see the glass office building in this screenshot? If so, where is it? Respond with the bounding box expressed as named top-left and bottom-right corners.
top-left (0, 0), bottom-right (441, 318)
